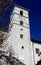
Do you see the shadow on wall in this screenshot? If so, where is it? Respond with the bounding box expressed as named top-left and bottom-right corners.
top-left (36, 52), bottom-right (41, 65)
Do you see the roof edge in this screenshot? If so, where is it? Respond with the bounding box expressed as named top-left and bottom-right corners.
top-left (14, 4), bottom-right (30, 12)
top-left (31, 39), bottom-right (41, 44)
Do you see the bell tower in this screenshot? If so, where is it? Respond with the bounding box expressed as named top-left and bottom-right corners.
top-left (9, 5), bottom-right (32, 65)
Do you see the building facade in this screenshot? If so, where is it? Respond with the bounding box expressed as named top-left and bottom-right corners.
top-left (0, 4), bottom-right (41, 65)
top-left (9, 5), bottom-right (32, 65)
top-left (31, 39), bottom-right (41, 65)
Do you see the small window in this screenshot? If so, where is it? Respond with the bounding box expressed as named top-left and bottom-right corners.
top-left (36, 48), bottom-right (39, 54)
top-left (21, 29), bottom-right (23, 31)
top-left (20, 21), bottom-right (23, 25)
top-left (22, 46), bottom-right (24, 49)
top-left (20, 10), bottom-right (23, 16)
top-left (20, 34), bottom-right (23, 38)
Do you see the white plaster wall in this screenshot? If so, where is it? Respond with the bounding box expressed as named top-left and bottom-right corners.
top-left (30, 41), bottom-right (41, 65)
top-left (11, 14), bottom-right (29, 25)
top-left (30, 41), bottom-right (35, 65)
top-left (9, 24), bottom-right (32, 65)
top-left (33, 43), bottom-right (41, 64)
top-left (12, 6), bottom-right (29, 18)
top-left (9, 6), bottom-right (32, 65)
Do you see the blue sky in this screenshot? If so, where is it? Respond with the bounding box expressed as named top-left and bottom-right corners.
top-left (0, 0), bottom-right (41, 41)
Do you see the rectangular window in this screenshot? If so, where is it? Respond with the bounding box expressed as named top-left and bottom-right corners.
top-left (20, 21), bottom-right (23, 26)
top-left (20, 34), bottom-right (23, 38)
top-left (36, 48), bottom-right (39, 54)
top-left (20, 10), bottom-right (23, 16)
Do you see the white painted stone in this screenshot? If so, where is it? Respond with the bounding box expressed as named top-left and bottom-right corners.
top-left (9, 5), bottom-right (32, 65)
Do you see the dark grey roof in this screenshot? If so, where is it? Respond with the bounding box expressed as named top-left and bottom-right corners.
top-left (31, 39), bottom-right (41, 44)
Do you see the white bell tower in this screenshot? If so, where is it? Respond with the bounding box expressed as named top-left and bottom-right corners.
top-left (9, 5), bottom-right (32, 65)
